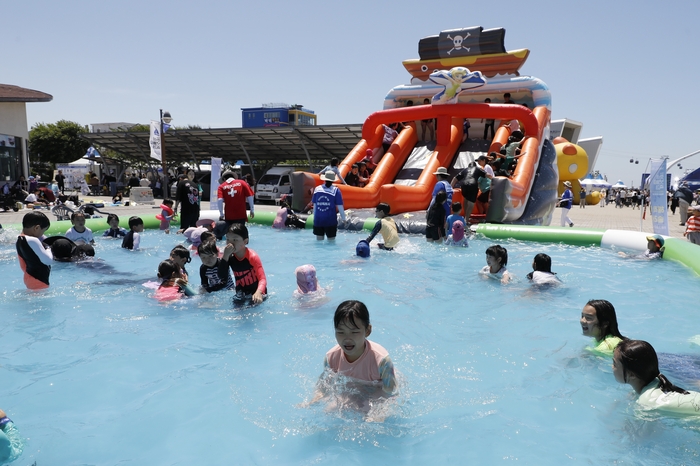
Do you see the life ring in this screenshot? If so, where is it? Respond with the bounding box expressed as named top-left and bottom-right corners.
top-left (155, 204), bottom-right (174, 221)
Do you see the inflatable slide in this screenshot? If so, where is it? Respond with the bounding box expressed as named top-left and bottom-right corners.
top-left (294, 26), bottom-right (557, 224)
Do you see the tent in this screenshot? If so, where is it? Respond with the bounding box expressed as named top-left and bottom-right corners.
top-left (612, 180), bottom-right (627, 189)
top-left (579, 178), bottom-right (612, 189)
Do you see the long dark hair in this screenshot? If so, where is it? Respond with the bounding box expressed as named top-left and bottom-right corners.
top-left (616, 340), bottom-right (689, 394)
top-left (586, 299), bottom-right (626, 342)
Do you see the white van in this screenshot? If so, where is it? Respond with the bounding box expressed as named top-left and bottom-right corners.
top-left (254, 166), bottom-right (295, 203)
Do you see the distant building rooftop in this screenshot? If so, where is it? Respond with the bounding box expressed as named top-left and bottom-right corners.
top-left (0, 84), bottom-right (53, 103)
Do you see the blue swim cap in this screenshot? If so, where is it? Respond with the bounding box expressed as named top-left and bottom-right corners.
top-left (356, 240), bottom-right (370, 258)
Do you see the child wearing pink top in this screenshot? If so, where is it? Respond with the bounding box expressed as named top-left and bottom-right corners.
top-left (310, 300), bottom-right (397, 408)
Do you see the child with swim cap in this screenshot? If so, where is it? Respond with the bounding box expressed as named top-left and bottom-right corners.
top-left (613, 339), bottom-right (700, 415)
top-left (365, 203), bottom-right (399, 250)
top-left (580, 299), bottom-right (627, 357)
top-left (0, 408), bottom-right (23, 463)
top-left (222, 223), bottom-right (267, 305)
top-left (155, 259), bottom-right (197, 301)
top-left (295, 264), bottom-right (318, 294)
top-left (121, 216), bottom-right (144, 250)
top-left (479, 245), bottom-right (512, 283)
top-left (103, 213), bottom-right (127, 238)
top-left (444, 220), bottom-right (468, 247)
top-left (526, 253), bottom-right (561, 285)
top-left (198, 240), bottom-right (234, 293)
top-left (617, 234), bottom-right (665, 260)
top-left (16, 211), bottom-right (53, 289)
top-left (65, 211), bottom-right (94, 245)
top-left (307, 300), bottom-right (397, 410)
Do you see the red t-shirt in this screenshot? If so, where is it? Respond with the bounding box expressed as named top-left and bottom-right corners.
top-left (217, 179), bottom-right (253, 220)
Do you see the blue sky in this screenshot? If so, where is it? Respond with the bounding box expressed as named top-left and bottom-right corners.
top-left (5, 0), bottom-right (700, 185)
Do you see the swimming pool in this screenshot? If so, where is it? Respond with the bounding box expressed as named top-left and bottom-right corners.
top-left (1, 225), bottom-right (699, 464)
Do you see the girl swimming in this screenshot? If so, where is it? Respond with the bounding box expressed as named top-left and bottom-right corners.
top-left (613, 339), bottom-right (700, 415)
top-left (479, 245), bottom-right (512, 283)
top-left (580, 299), bottom-right (627, 357)
top-left (526, 253), bottom-right (561, 285)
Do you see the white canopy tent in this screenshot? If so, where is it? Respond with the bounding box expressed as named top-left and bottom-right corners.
top-left (579, 178), bottom-right (612, 189)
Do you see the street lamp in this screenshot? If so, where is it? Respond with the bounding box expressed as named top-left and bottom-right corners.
top-left (160, 110), bottom-right (172, 198)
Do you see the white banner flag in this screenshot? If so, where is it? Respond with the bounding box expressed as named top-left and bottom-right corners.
top-left (209, 157), bottom-right (222, 210)
top-left (149, 120), bottom-right (162, 161)
top-left (648, 158), bottom-right (669, 236)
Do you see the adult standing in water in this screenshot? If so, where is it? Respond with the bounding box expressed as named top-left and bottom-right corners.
top-left (217, 170), bottom-right (254, 228)
top-left (174, 173), bottom-right (200, 231)
top-left (312, 171), bottom-right (346, 241)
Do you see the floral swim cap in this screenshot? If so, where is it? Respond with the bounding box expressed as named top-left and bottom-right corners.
top-left (295, 264), bottom-right (318, 293)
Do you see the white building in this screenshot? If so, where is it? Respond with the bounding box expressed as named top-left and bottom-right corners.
top-left (0, 84), bottom-right (53, 182)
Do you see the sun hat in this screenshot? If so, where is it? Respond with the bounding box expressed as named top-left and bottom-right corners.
top-left (195, 218), bottom-right (216, 228)
top-left (356, 240), bottom-right (370, 258)
top-left (433, 167), bottom-right (449, 176)
top-left (320, 171), bottom-right (337, 182)
top-left (563, 181), bottom-right (572, 187)
top-left (646, 234), bottom-right (664, 248)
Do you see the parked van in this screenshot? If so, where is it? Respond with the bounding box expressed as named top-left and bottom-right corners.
top-left (255, 166), bottom-right (295, 203)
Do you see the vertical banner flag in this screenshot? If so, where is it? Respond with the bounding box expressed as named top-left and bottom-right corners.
top-left (209, 157), bottom-right (222, 210)
top-left (649, 158), bottom-right (669, 236)
top-left (149, 121), bottom-right (161, 161)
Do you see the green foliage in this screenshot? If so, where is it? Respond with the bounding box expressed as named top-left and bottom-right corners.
top-left (29, 120), bottom-right (91, 165)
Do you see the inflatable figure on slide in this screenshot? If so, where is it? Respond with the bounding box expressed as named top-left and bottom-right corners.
top-left (429, 67), bottom-right (486, 104)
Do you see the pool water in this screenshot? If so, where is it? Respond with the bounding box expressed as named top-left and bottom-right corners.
top-left (1, 225), bottom-right (699, 464)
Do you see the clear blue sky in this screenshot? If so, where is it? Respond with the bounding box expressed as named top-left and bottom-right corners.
top-left (5, 0), bottom-right (700, 185)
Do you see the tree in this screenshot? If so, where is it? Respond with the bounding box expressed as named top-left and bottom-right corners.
top-left (29, 120), bottom-right (91, 166)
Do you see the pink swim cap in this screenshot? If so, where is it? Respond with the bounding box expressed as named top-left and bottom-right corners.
top-left (452, 220), bottom-right (465, 242)
top-left (295, 264), bottom-right (318, 293)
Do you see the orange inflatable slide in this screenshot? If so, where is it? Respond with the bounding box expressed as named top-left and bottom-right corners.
top-left (301, 103), bottom-right (548, 219)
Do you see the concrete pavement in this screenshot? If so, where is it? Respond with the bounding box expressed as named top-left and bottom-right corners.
top-left (0, 195), bottom-right (692, 240)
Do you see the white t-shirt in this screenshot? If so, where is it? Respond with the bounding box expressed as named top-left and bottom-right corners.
top-left (65, 227), bottom-right (94, 244)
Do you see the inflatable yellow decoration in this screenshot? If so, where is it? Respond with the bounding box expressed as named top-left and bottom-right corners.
top-left (555, 141), bottom-right (601, 206)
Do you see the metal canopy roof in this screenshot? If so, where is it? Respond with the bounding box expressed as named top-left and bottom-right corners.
top-left (80, 124), bottom-right (364, 169)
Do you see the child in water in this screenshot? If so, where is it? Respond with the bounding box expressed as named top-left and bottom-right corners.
top-left (526, 253), bottom-right (561, 285)
top-left (307, 300), bottom-right (397, 418)
top-left (121, 216), bottom-right (144, 250)
top-left (16, 211), bottom-right (53, 290)
top-left (365, 203), bottom-right (399, 250)
top-left (613, 339), bottom-right (700, 415)
top-left (65, 211), bottom-right (94, 245)
top-left (198, 240), bottom-right (234, 293)
top-left (102, 213), bottom-right (127, 238)
top-left (170, 244), bottom-right (192, 281)
top-left (444, 220), bottom-right (468, 247)
top-left (156, 199), bottom-right (175, 234)
top-left (295, 264), bottom-right (318, 294)
top-left (426, 190), bottom-right (447, 242)
top-left (222, 223), bottom-right (267, 305)
top-left (479, 245), bottom-right (512, 283)
top-left (155, 259), bottom-right (197, 301)
top-left (580, 299), bottom-right (628, 357)
top-left (0, 408), bottom-right (23, 464)
top-left (445, 201), bottom-right (465, 235)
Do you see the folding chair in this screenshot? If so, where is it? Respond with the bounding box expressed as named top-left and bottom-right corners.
top-left (51, 205), bottom-right (75, 221)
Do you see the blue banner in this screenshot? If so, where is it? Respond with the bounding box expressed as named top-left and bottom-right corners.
top-left (648, 159), bottom-right (669, 236)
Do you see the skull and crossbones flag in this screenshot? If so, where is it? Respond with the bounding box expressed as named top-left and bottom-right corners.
top-left (419, 27), bottom-right (506, 60)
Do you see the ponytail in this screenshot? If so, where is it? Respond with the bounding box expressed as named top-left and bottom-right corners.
top-left (657, 373), bottom-right (689, 395)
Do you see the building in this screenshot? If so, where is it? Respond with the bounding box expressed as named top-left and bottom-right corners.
top-left (241, 103), bottom-right (316, 128)
top-left (0, 84), bottom-right (53, 182)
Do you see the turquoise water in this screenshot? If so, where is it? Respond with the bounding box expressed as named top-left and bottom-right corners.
top-left (1, 225), bottom-right (699, 464)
